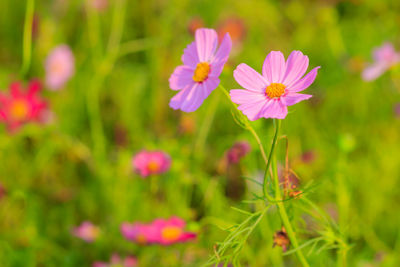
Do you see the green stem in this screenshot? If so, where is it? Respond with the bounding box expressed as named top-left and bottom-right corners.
top-left (20, 0), bottom-right (35, 77)
top-left (262, 119), bottom-right (280, 197)
top-left (271, 120), bottom-right (309, 267)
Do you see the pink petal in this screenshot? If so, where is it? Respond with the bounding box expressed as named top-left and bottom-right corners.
top-left (288, 66), bottom-right (320, 92)
top-left (260, 99), bottom-right (288, 119)
top-left (182, 41), bottom-right (199, 69)
top-left (233, 63), bottom-right (268, 92)
top-left (169, 83), bottom-right (207, 112)
top-left (212, 33), bottom-right (232, 65)
top-left (262, 51), bottom-right (286, 83)
top-left (230, 89), bottom-right (266, 105)
top-left (281, 93), bottom-right (312, 106)
top-left (169, 66), bottom-right (194, 90)
top-left (195, 28), bottom-right (218, 62)
top-left (237, 99), bottom-right (268, 121)
top-left (202, 77), bottom-right (220, 95)
top-left (362, 63), bottom-right (387, 81)
top-left (282, 51), bottom-right (309, 87)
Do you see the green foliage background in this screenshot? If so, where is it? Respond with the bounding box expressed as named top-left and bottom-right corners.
top-left (0, 0), bottom-right (400, 266)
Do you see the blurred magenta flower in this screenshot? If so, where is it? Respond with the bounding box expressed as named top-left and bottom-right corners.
top-left (152, 216), bottom-right (197, 245)
top-left (72, 221), bottom-right (100, 242)
top-left (0, 80), bottom-right (47, 132)
top-left (362, 42), bottom-right (400, 81)
top-left (93, 254), bottom-right (137, 267)
top-left (121, 216), bottom-right (196, 245)
top-left (45, 45), bottom-right (75, 90)
top-left (226, 141), bottom-right (251, 164)
top-left (169, 28), bottom-right (232, 112)
top-left (121, 222), bottom-right (158, 244)
top-left (230, 51), bottom-right (320, 120)
top-left (132, 150), bottom-right (171, 177)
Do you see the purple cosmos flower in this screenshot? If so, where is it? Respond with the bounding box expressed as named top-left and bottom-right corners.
top-left (45, 45), bottom-right (75, 90)
top-left (230, 51), bottom-right (320, 120)
top-left (169, 28), bottom-right (232, 112)
top-left (362, 42), bottom-right (400, 81)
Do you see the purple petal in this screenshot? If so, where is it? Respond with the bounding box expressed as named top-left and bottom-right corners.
top-left (281, 93), bottom-right (312, 106)
top-left (169, 66), bottom-right (194, 90)
top-left (212, 33), bottom-right (232, 65)
top-left (361, 63), bottom-right (387, 81)
top-left (233, 63), bottom-right (268, 92)
top-left (282, 51), bottom-right (309, 87)
top-left (195, 28), bottom-right (218, 62)
top-left (288, 66), bottom-right (320, 92)
top-left (169, 83), bottom-right (208, 112)
top-left (262, 51), bottom-right (286, 83)
top-left (230, 89), bottom-right (266, 105)
top-left (202, 77), bottom-right (220, 95)
top-left (182, 41), bottom-right (199, 68)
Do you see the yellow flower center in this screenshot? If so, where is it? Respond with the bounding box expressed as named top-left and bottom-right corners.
top-left (10, 100), bottom-right (28, 120)
top-left (192, 62), bottom-right (210, 83)
top-left (161, 226), bottom-right (182, 242)
top-left (147, 161), bottom-right (160, 172)
top-left (265, 83), bottom-right (286, 98)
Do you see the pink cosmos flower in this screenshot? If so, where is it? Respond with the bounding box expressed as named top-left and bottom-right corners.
top-left (93, 254), bottom-right (137, 267)
top-left (362, 42), bottom-right (400, 81)
top-left (230, 51), bottom-right (320, 120)
top-left (121, 216), bottom-right (196, 245)
top-left (45, 45), bottom-right (75, 90)
top-left (226, 141), bottom-right (251, 164)
top-left (72, 221), bottom-right (100, 242)
top-left (121, 222), bottom-right (159, 244)
top-left (0, 80), bottom-right (47, 132)
top-left (169, 28), bottom-right (232, 112)
top-left (151, 216), bottom-right (197, 245)
top-left (132, 150), bottom-right (171, 177)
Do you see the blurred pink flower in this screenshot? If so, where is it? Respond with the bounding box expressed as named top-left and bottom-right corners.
top-left (0, 80), bottom-right (48, 132)
top-left (72, 221), bottom-right (100, 242)
top-left (169, 28), bottom-right (232, 112)
top-left (226, 141), bottom-right (251, 164)
top-left (394, 103), bottom-right (400, 118)
top-left (362, 42), bottom-right (400, 81)
top-left (230, 51), bottom-right (320, 120)
top-left (93, 254), bottom-right (137, 267)
top-left (89, 0), bottom-right (108, 11)
top-left (45, 45), bottom-right (75, 90)
top-left (132, 150), bottom-right (171, 177)
top-left (121, 216), bottom-right (196, 245)
top-left (121, 222), bottom-right (159, 244)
